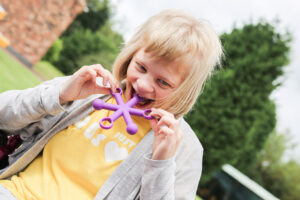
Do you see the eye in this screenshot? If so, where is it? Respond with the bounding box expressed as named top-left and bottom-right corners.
top-left (137, 63), bottom-right (147, 73)
top-left (157, 79), bottom-right (171, 88)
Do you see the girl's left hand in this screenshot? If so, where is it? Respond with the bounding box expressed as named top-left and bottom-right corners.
top-left (149, 108), bottom-right (183, 160)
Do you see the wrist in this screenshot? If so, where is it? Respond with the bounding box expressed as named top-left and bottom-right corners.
top-left (59, 96), bottom-right (67, 105)
top-left (59, 86), bottom-right (69, 105)
top-left (144, 153), bottom-right (175, 168)
top-left (151, 152), bottom-right (175, 160)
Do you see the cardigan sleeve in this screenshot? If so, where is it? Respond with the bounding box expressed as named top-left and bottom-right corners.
top-left (0, 76), bottom-right (69, 131)
top-left (139, 119), bottom-right (203, 200)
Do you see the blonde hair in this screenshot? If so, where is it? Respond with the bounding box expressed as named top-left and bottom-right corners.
top-left (113, 10), bottom-right (223, 118)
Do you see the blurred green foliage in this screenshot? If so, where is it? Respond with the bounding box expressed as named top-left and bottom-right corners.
top-left (76, 22), bottom-right (123, 71)
top-left (185, 21), bottom-right (291, 186)
top-left (195, 195), bottom-right (202, 200)
top-left (43, 0), bottom-right (123, 74)
top-left (33, 61), bottom-right (64, 80)
top-left (247, 131), bottom-right (300, 200)
top-left (63, 0), bottom-right (110, 35)
top-left (42, 39), bottom-right (63, 63)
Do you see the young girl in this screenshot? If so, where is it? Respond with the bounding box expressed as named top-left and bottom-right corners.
top-left (0, 10), bottom-right (222, 200)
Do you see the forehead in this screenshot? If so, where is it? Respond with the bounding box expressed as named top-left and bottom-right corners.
top-left (134, 49), bottom-right (188, 86)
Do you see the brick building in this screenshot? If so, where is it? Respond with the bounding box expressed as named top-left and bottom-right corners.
top-left (0, 0), bottom-right (86, 66)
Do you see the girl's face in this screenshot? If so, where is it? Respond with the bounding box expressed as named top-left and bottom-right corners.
top-left (125, 48), bottom-right (186, 109)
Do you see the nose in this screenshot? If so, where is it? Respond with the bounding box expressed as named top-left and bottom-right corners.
top-left (136, 77), bottom-right (154, 94)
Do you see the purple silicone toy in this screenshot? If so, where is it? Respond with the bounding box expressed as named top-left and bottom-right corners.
top-left (92, 88), bottom-right (153, 135)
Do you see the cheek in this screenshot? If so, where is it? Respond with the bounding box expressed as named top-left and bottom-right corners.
top-left (126, 65), bottom-right (137, 82)
top-left (156, 89), bottom-right (172, 100)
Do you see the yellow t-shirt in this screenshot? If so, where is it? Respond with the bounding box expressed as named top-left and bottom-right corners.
top-left (0, 95), bottom-right (151, 200)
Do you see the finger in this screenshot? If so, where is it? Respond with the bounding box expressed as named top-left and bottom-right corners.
top-left (93, 86), bottom-right (111, 94)
top-left (98, 70), bottom-right (118, 92)
top-left (159, 126), bottom-right (182, 148)
top-left (102, 71), bottom-right (118, 91)
top-left (90, 64), bottom-right (108, 85)
top-left (76, 66), bottom-right (97, 86)
top-left (100, 70), bottom-right (110, 87)
top-left (106, 70), bottom-right (118, 92)
top-left (150, 108), bottom-right (177, 128)
top-left (150, 118), bottom-right (159, 134)
top-left (157, 115), bottom-right (178, 129)
top-left (158, 126), bottom-right (175, 136)
top-left (158, 126), bottom-right (177, 147)
top-left (150, 108), bottom-right (174, 119)
top-left (78, 66), bottom-right (110, 94)
top-left (88, 68), bottom-right (97, 83)
top-left (92, 64), bottom-right (118, 90)
top-left (103, 75), bottom-right (109, 87)
top-left (106, 72), bottom-right (119, 92)
top-left (91, 64), bottom-right (105, 73)
top-left (149, 112), bottom-right (161, 121)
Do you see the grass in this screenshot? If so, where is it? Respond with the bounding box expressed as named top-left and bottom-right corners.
top-left (195, 195), bottom-right (203, 200)
top-left (0, 48), bottom-right (65, 93)
top-left (33, 60), bottom-right (64, 80)
top-left (0, 48), bottom-right (41, 92)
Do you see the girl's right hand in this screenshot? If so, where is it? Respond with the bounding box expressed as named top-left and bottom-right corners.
top-left (59, 64), bottom-right (119, 104)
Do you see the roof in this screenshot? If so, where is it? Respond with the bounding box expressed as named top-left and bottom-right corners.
top-left (222, 164), bottom-right (280, 200)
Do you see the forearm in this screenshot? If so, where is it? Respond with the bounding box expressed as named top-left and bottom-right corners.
top-left (0, 77), bottom-right (67, 131)
top-left (140, 136), bottom-right (203, 200)
top-left (140, 153), bottom-right (176, 200)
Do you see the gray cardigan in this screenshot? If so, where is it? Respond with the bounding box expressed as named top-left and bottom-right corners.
top-left (0, 77), bottom-right (203, 200)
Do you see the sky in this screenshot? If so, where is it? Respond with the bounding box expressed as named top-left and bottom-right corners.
top-left (110, 0), bottom-right (300, 159)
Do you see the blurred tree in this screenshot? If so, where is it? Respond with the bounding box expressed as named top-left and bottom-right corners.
top-left (43, 0), bottom-right (123, 74)
top-left (184, 21), bottom-right (291, 185)
top-left (63, 0), bottom-right (110, 36)
top-left (76, 22), bottom-right (123, 71)
top-left (42, 39), bottom-right (63, 64)
top-left (247, 131), bottom-right (300, 200)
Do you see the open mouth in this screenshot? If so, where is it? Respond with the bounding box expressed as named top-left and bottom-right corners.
top-left (130, 87), bottom-right (154, 107)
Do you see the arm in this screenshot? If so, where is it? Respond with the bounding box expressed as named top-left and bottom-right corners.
top-left (0, 64), bottom-right (118, 132)
top-left (141, 154), bottom-right (176, 199)
top-left (173, 140), bottom-right (203, 199)
top-left (0, 76), bottom-right (68, 131)
top-left (141, 148), bottom-right (202, 200)
top-left (140, 110), bottom-right (203, 199)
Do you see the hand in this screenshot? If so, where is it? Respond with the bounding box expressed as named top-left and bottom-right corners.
top-left (150, 108), bottom-right (183, 160)
top-left (59, 64), bottom-right (119, 104)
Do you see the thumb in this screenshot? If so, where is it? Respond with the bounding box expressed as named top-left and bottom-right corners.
top-left (94, 85), bottom-right (111, 95)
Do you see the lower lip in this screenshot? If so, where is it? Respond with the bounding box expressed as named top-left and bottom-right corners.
top-left (135, 103), bottom-right (151, 109)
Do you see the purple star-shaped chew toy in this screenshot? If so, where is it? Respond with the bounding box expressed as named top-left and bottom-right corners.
top-left (92, 88), bottom-right (153, 135)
